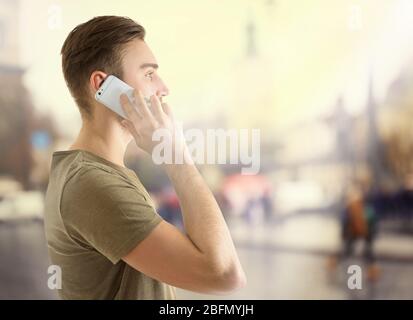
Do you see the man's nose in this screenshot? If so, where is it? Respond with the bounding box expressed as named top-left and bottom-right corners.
top-left (156, 79), bottom-right (169, 97)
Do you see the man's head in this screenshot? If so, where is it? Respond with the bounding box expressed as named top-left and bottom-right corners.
top-left (61, 15), bottom-right (169, 120)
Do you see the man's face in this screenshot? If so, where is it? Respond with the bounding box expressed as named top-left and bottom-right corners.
top-left (120, 39), bottom-right (169, 99)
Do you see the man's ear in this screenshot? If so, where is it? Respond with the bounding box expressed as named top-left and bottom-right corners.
top-left (90, 71), bottom-right (108, 91)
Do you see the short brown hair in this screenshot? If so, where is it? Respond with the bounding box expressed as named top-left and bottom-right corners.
top-left (61, 16), bottom-right (145, 118)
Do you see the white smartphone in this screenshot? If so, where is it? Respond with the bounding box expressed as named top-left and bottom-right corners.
top-left (95, 75), bottom-right (135, 118)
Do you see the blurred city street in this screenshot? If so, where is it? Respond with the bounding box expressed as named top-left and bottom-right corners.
top-left (1, 212), bottom-right (412, 299)
top-left (2, 0), bottom-right (413, 300)
top-left (179, 214), bottom-right (413, 299)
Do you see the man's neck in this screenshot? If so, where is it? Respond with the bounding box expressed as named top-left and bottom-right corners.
top-left (69, 119), bottom-right (129, 168)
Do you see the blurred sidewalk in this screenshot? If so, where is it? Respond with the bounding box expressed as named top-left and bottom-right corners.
top-left (0, 213), bottom-right (412, 299)
top-left (177, 213), bottom-right (413, 299)
top-left (0, 220), bottom-right (58, 299)
top-left (229, 213), bottom-right (413, 262)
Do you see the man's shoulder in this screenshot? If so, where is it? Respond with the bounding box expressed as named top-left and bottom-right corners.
top-left (64, 159), bottom-right (134, 193)
top-left (51, 150), bottom-right (151, 212)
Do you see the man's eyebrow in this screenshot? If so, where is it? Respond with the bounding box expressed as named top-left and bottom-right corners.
top-left (140, 63), bottom-right (159, 69)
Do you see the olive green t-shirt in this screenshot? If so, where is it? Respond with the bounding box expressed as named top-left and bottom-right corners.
top-left (44, 149), bottom-right (176, 300)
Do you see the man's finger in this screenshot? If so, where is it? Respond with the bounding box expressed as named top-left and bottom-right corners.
top-left (120, 94), bottom-right (142, 123)
top-left (134, 90), bottom-right (154, 120)
top-left (161, 102), bottom-right (174, 120)
top-left (150, 94), bottom-right (166, 119)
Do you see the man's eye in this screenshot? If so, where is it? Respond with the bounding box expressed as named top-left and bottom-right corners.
top-left (145, 72), bottom-right (154, 80)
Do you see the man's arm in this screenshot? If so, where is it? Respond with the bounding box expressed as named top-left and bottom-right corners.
top-left (121, 92), bottom-right (246, 294)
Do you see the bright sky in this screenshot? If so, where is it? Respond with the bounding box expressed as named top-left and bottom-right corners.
top-left (17, 0), bottom-right (413, 136)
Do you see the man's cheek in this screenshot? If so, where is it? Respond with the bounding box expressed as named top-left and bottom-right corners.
top-left (123, 75), bottom-right (153, 98)
top-left (130, 80), bottom-right (150, 96)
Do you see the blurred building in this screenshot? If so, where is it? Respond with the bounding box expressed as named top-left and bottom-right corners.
top-left (0, 0), bottom-right (35, 190)
top-left (0, 0), bottom-right (58, 191)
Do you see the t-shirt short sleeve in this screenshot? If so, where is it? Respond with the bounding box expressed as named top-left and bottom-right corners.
top-left (60, 164), bottom-right (163, 264)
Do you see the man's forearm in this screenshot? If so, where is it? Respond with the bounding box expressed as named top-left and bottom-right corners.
top-left (164, 162), bottom-right (243, 276)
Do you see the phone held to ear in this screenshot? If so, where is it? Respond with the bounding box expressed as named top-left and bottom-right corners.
top-left (94, 75), bottom-right (135, 119)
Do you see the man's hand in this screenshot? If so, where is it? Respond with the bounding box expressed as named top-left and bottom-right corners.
top-left (120, 90), bottom-right (187, 161)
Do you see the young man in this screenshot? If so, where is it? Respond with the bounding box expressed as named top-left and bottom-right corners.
top-left (44, 16), bottom-right (246, 300)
